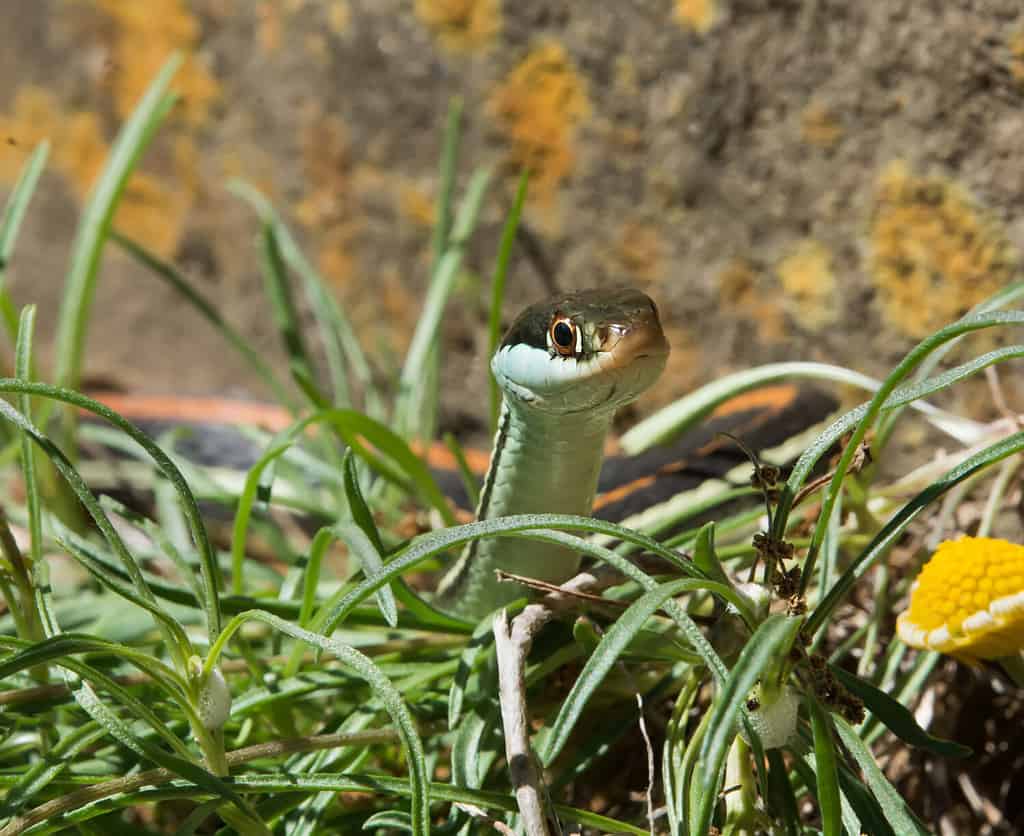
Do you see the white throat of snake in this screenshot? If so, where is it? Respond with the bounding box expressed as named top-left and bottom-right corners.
top-left (438, 288), bottom-right (670, 620)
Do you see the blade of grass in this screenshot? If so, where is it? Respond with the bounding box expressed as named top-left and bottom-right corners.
top-left (807, 429), bottom-right (1024, 635)
top-left (487, 170), bottom-right (529, 431)
top-left (204, 610), bottom-right (429, 836)
top-left (0, 380), bottom-right (222, 641)
top-left (228, 181), bottom-right (378, 417)
top-left (393, 167), bottom-right (492, 439)
top-left (694, 614), bottom-right (804, 835)
top-left (832, 717), bottom-right (931, 835)
top-left (0, 142), bottom-right (49, 345)
top-left (111, 231), bottom-right (296, 409)
top-left (541, 577), bottom-right (743, 766)
top-left (53, 53), bottom-right (182, 447)
top-left (808, 696), bottom-right (842, 836)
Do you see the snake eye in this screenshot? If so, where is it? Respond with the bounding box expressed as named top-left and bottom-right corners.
top-left (549, 317), bottom-right (578, 356)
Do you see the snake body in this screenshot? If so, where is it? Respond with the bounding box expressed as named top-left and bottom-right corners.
top-left (439, 288), bottom-right (670, 620)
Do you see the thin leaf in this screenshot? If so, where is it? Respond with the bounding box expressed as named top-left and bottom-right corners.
top-left (205, 610), bottom-right (430, 836)
top-left (833, 716), bottom-right (932, 835)
top-left (0, 141), bottom-right (49, 344)
top-left (0, 380), bottom-right (222, 641)
top-left (541, 578), bottom-right (739, 765)
top-left (487, 170), bottom-right (529, 431)
top-left (394, 167), bottom-right (493, 439)
top-left (694, 614), bottom-right (804, 835)
top-left (54, 54), bottom-right (181, 394)
top-left (111, 231), bottom-right (295, 408)
top-left (808, 696), bottom-right (842, 836)
top-left (831, 665), bottom-right (970, 758)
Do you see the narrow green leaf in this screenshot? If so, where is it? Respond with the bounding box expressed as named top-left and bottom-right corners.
top-left (111, 230), bottom-right (295, 408)
top-left (341, 452), bottom-right (398, 626)
top-left (448, 617), bottom-right (497, 729)
top-left (808, 429), bottom-right (1024, 635)
top-left (0, 380), bottom-right (222, 641)
top-left (831, 665), bottom-right (970, 758)
top-left (542, 578), bottom-right (735, 765)
top-left (833, 716), bottom-right (932, 835)
top-left (808, 696), bottom-right (842, 836)
top-left (694, 614), bottom-right (804, 835)
top-left (488, 170), bottom-right (529, 431)
top-left (54, 54), bottom-right (181, 394)
top-left (394, 167), bottom-right (492, 439)
top-left (693, 521), bottom-right (730, 587)
top-left (206, 610), bottom-right (430, 836)
top-left (0, 141), bottom-right (49, 344)
top-left (258, 219), bottom-right (318, 398)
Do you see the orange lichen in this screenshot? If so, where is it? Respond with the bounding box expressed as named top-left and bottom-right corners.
top-left (257, 1), bottom-right (282, 52)
top-left (414, 0), bottom-right (500, 52)
top-left (717, 257), bottom-right (786, 343)
top-left (1008, 27), bottom-right (1024, 84)
top-left (775, 239), bottom-right (837, 329)
top-left (898, 537), bottom-right (1024, 663)
top-left (800, 100), bottom-right (842, 149)
top-left (0, 86), bottom-right (192, 258)
top-left (674, 0), bottom-right (717, 34)
top-left (327, 1), bottom-right (351, 35)
top-left (398, 181), bottom-right (437, 228)
top-left (870, 162), bottom-right (1017, 338)
top-left (92, 0), bottom-right (220, 127)
top-left (488, 41), bottom-right (590, 200)
top-left (615, 221), bottom-right (664, 284)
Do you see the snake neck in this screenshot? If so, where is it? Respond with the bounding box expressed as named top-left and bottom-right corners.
top-left (438, 397), bottom-right (615, 618)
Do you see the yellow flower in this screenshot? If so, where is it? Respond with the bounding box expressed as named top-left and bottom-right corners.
top-left (897, 537), bottom-right (1024, 663)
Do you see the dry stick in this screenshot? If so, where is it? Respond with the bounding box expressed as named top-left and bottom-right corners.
top-left (493, 571), bottom-right (602, 836)
top-left (0, 729), bottom-right (398, 836)
top-left (454, 802), bottom-right (517, 835)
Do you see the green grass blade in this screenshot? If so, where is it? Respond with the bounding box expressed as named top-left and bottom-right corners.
top-left (432, 98), bottom-right (463, 269)
top-left (0, 142), bottom-right (49, 345)
top-left (206, 610), bottom-right (430, 836)
top-left (341, 452), bottom-right (397, 625)
top-left (807, 429), bottom-right (1024, 636)
top-left (487, 170), bottom-right (529, 431)
top-left (53, 53), bottom-right (182, 396)
top-left (541, 577), bottom-right (736, 766)
top-left (833, 716), bottom-right (932, 835)
top-left (0, 379), bottom-right (222, 641)
top-left (111, 231), bottom-right (296, 408)
top-left (394, 167), bottom-right (492, 439)
top-left (808, 696), bottom-right (842, 836)
top-left (229, 180), bottom-right (378, 416)
top-left (831, 665), bottom-right (970, 757)
top-left (694, 614), bottom-right (804, 835)
top-left (230, 442), bottom-right (291, 595)
top-left (257, 218), bottom-right (319, 400)
top-left (15, 307), bottom-right (42, 571)
top-left (619, 360), bottom-right (981, 455)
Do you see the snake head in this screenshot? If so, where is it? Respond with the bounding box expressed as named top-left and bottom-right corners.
top-left (492, 287), bottom-right (670, 414)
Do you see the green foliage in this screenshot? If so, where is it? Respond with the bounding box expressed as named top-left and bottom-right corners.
top-left (0, 55), bottom-right (1019, 836)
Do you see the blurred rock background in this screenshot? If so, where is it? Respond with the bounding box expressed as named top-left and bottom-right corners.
top-left (1, 0), bottom-right (1023, 439)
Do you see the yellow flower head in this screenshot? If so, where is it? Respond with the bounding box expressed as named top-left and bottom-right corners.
top-left (897, 537), bottom-right (1024, 663)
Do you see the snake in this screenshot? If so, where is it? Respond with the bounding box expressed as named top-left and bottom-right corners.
top-left (438, 287), bottom-right (670, 620)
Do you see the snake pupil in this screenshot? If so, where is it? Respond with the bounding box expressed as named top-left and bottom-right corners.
top-left (551, 319), bottom-right (576, 354)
